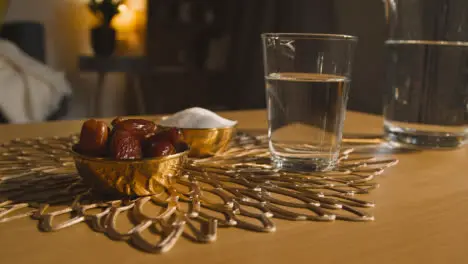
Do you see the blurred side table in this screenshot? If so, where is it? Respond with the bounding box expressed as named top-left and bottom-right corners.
top-left (79, 55), bottom-right (147, 117)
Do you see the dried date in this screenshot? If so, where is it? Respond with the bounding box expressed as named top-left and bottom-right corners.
top-left (151, 127), bottom-right (183, 145)
top-left (113, 119), bottom-right (157, 139)
top-left (109, 130), bottom-right (142, 160)
top-left (143, 135), bottom-right (176, 157)
top-left (111, 117), bottom-right (126, 127)
top-left (77, 119), bottom-right (109, 156)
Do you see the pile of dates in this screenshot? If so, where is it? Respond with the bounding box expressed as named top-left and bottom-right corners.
top-left (75, 117), bottom-right (188, 160)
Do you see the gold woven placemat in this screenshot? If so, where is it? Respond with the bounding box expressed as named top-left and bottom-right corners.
top-left (0, 133), bottom-right (397, 253)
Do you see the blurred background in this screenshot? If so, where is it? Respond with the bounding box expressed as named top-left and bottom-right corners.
top-left (0, 0), bottom-right (386, 123)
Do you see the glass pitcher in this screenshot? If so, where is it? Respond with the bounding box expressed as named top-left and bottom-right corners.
top-left (382, 0), bottom-right (468, 148)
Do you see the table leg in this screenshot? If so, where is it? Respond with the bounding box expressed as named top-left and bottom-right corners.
top-left (94, 72), bottom-right (106, 117)
top-left (88, 81), bottom-right (95, 117)
top-left (131, 74), bottom-right (146, 115)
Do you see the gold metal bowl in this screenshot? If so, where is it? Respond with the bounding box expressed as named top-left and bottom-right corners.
top-left (159, 126), bottom-right (236, 158)
top-left (71, 146), bottom-right (189, 197)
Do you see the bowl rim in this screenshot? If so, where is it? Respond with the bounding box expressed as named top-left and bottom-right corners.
top-left (70, 144), bottom-right (189, 163)
top-left (157, 124), bottom-right (237, 131)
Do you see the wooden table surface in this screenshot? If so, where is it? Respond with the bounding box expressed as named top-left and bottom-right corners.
top-left (0, 110), bottom-right (467, 264)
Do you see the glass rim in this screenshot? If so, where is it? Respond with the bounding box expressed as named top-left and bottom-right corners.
top-left (261, 33), bottom-right (358, 41)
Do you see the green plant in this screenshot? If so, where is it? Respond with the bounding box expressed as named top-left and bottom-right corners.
top-left (88, 0), bottom-right (124, 26)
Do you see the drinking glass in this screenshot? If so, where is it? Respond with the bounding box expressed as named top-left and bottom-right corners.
top-left (261, 33), bottom-right (357, 171)
top-left (383, 0), bottom-right (468, 148)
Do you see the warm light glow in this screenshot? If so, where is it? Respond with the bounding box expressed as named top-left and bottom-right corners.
top-left (111, 1), bottom-right (146, 55)
top-left (118, 4), bottom-right (129, 13)
top-left (126, 0), bottom-right (146, 11)
top-left (112, 5), bottom-right (136, 32)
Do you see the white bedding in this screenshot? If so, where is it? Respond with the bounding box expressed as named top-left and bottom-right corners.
top-left (0, 39), bottom-right (71, 123)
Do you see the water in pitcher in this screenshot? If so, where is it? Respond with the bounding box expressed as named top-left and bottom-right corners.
top-left (265, 72), bottom-right (350, 171)
top-left (384, 40), bottom-right (468, 148)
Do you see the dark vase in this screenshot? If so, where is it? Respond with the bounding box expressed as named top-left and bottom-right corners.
top-left (91, 25), bottom-right (116, 57)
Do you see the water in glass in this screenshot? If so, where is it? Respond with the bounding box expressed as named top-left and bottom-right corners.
top-left (265, 72), bottom-right (350, 171)
top-left (384, 40), bottom-right (468, 148)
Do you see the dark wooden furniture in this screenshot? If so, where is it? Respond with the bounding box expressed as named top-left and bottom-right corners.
top-left (143, 0), bottom-right (336, 114)
top-left (141, 0), bottom-right (387, 115)
top-left (334, 0), bottom-right (387, 114)
top-left (143, 0), bottom-right (231, 114)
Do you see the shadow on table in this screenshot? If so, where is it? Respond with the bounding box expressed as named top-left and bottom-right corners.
top-left (0, 171), bottom-right (84, 206)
